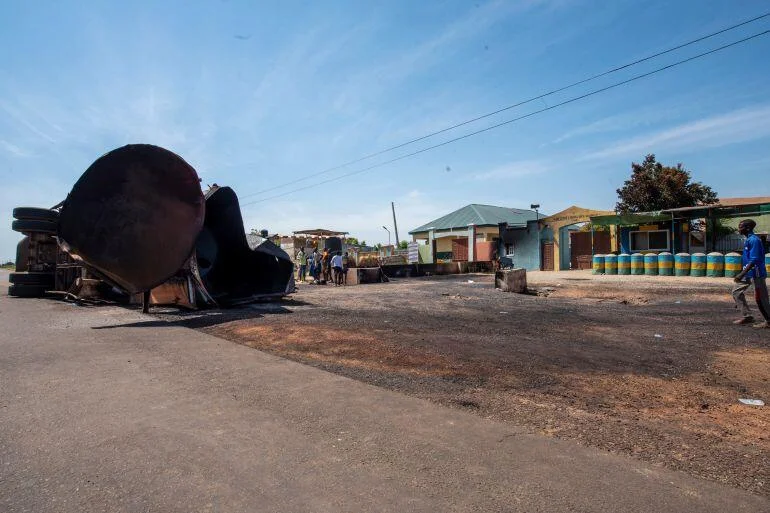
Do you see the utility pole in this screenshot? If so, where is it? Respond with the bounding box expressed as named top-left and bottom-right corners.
top-left (531, 204), bottom-right (541, 269)
top-left (391, 202), bottom-right (400, 247)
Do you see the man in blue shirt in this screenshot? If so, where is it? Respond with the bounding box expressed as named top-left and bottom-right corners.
top-left (732, 219), bottom-right (769, 329)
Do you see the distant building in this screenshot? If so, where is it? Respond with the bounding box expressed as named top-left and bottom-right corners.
top-left (590, 196), bottom-right (770, 255)
top-left (410, 204), bottom-right (618, 271)
top-left (409, 204), bottom-right (539, 266)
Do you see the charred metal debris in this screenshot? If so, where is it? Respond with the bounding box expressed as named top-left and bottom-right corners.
top-left (8, 144), bottom-right (295, 310)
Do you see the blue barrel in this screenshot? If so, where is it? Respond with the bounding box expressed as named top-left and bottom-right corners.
top-left (631, 253), bottom-right (644, 275)
top-left (592, 254), bottom-right (604, 275)
top-left (658, 252), bottom-right (673, 276)
top-left (724, 252), bottom-right (742, 278)
top-left (604, 254), bottom-right (617, 275)
top-left (707, 252), bottom-right (724, 277)
top-left (617, 253), bottom-right (631, 275)
top-left (674, 253), bottom-right (690, 276)
top-left (690, 252), bottom-right (706, 277)
top-left (644, 253), bottom-right (658, 276)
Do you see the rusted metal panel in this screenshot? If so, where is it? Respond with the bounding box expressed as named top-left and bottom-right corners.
top-left (58, 144), bottom-right (205, 294)
top-left (150, 276), bottom-right (195, 309)
top-left (14, 144), bottom-right (293, 308)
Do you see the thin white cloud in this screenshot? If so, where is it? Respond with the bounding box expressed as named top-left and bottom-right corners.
top-left (332, 0), bottom-right (563, 113)
top-left (581, 104), bottom-right (770, 161)
top-left (0, 140), bottom-right (30, 158)
top-left (0, 100), bottom-right (59, 144)
top-left (468, 159), bottom-right (550, 180)
top-left (548, 103), bottom-right (688, 146)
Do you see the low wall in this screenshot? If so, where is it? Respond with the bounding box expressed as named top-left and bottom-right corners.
top-left (346, 267), bottom-right (388, 285)
top-left (381, 261), bottom-right (493, 278)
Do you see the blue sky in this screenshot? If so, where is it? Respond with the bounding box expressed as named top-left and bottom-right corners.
top-left (1, 0), bottom-right (769, 259)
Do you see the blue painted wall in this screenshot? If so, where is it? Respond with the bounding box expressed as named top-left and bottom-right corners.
top-left (496, 221), bottom-right (542, 270)
top-left (619, 221), bottom-right (681, 254)
top-left (511, 221), bottom-right (540, 270)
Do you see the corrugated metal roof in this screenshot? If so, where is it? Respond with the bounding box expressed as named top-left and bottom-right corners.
top-left (293, 229), bottom-right (348, 236)
top-left (661, 197), bottom-right (770, 214)
top-left (409, 204), bottom-right (538, 234)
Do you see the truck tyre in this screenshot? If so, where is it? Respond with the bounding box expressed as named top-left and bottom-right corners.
top-left (11, 219), bottom-right (57, 235)
top-left (13, 207), bottom-right (60, 223)
top-left (9, 272), bottom-right (54, 288)
top-left (15, 237), bottom-right (29, 272)
top-left (8, 284), bottom-right (47, 298)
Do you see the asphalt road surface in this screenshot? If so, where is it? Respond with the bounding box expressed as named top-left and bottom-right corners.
top-left (1, 276), bottom-right (767, 512)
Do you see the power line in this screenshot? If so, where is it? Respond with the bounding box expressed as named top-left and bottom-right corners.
top-left (241, 29), bottom-right (770, 207)
top-left (240, 11), bottom-right (770, 199)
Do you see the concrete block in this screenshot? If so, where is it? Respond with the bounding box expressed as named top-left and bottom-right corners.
top-left (495, 268), bottom-right (527, 293)
top-left (345, 268), bottom-right (388, 285)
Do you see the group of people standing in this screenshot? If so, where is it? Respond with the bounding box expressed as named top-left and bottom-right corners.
top-left (295, 247), bottom-right (350, 286)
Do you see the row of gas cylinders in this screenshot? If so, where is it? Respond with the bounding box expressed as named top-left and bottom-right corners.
top-left (592, 252), bottom-right (770, 277)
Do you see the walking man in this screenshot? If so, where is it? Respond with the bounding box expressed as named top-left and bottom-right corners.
top-left (321, 248), bottom-right (331, 284)
top-left (732, 219), bottom-right (770, 329)
top-left (312, 248), bottom-right (321, 283)
top-left (307, 249), bottom-right (315, 283)
top-left (331, 251), bottom-right (344, 286)
top-left (296, 248), bottom-right (307, 282)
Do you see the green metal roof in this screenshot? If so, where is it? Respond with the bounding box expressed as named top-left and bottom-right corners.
top-left (590, 212), bottom-right (669, 227)
top-left (409, 204), bottom-right (539, 234)
top-left (590, 201), bottom-right (770, 227)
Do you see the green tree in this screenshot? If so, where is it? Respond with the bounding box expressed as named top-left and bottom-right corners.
top-left (615, 154), bottom-right (717, 213)
top-left (345, 237), bottom-right (359, 246)
top-left (398, 240), bottom-right (408, 249)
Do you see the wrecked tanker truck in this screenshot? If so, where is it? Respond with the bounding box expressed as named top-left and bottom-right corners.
top-left (7, 144), bottom-right (295, 309)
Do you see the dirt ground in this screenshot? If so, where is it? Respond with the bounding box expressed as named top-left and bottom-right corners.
top-left (168, 270), bottom-right (769, 495)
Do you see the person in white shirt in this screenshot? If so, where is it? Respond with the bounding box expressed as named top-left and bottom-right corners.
top-left (331, 252), bottom-right (343, 286)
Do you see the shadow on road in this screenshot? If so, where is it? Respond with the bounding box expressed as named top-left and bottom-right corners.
top-left (92, 299), bottom-right (309, 330)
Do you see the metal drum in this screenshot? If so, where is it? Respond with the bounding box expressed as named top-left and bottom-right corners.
top-left (592, 254), bottom-right (605, 275)
top-left (631, 253), bottom-right (644, 275)
top-left (658, 252), bottom-right (673, 276)
top-left (604, 254), bottom-right (618, 275)
top-left (707, 252), bottom-right (724, 277)
top-left (644, 253), bottom-right (658, 276)
top-left (58, 144), bottom-right (205, 293)
top-left (724, 252), bottom-right (742, 278)
top-left (690, 253), bottom-right (707, 277)
top-left (674, 253), bottom-right (691, 276)
top-left (617, 253), bottom-right (631, 275)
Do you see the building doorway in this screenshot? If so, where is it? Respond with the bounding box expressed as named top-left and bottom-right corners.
top-left (541, 241), bottom-right (554, 271)
top-left (569, 230), bottom-right (610, 269)
top-left (452, 238), bottom-right (469, 261)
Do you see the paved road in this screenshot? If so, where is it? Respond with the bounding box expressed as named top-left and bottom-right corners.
top-left (1, 275), bottom-right (767, 512)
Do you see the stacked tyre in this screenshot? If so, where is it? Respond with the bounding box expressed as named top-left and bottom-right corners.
top-left (8, 207), bottom-right (59, 298)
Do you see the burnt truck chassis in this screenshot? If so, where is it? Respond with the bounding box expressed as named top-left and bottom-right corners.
top-left (7, 144), bottom-right (294, 310)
